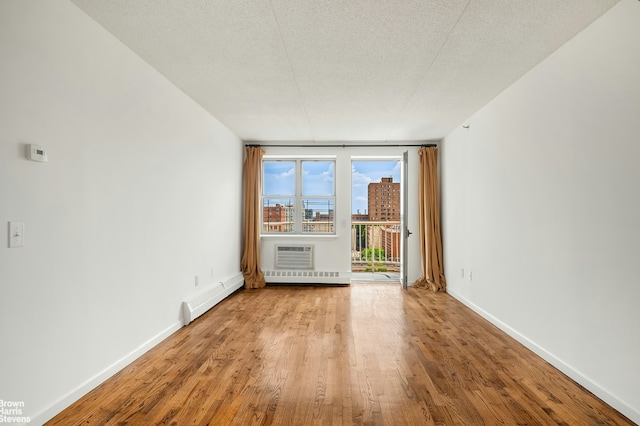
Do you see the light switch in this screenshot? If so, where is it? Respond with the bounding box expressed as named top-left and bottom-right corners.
top-left (9, 221), bottom-right (24, 248)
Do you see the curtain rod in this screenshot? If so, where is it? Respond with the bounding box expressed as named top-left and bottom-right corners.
top-left (244, 143), bottom-right (437, 148)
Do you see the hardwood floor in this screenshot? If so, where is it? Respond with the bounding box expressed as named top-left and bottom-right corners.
top-left (47, 284), bottom-right (633, 425)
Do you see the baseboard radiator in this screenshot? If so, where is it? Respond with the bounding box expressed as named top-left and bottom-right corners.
top-left (264, 269), bottom-right (350, 284)
top-left (182, 272), bottom-right (244, 325)
top-left (266, 244), bottom-right (350, 285)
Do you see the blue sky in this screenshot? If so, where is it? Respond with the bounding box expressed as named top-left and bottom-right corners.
top-left (263, 161), bottom-right (295, 195)
top-left (352, 161), bottom-right (400, 214)
top-left (302, 161), bottom-right (335, 196)
top-left (263, 160), bottom-right (334, 196)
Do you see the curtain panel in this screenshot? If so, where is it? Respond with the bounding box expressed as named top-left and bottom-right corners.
top-left (413, 147), bottom-right (446, 292)
top-left (241, 147), bottom-right (266, 289)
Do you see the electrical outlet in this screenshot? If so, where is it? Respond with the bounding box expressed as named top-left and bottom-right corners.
top-left (211, 268), bottom-right (215, 278)
top-left (461, 268), bottom-right (465, 278)
top-left (195, 275), bottom-right (199, 286)
top-left (468, 270), bottom-right (473, 281)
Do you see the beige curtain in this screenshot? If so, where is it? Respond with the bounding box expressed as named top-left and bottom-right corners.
top-left (241, 147), bottom-right (266, 289)
top-left (413, 147), bottom-right (446, 292)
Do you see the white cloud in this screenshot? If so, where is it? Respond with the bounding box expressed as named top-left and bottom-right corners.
top-left (280, 167), bottom-right (295, 177)
top-left (352, 171), bottom-right (372, 188)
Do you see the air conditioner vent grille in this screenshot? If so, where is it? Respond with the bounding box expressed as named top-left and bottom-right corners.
top-left (275, 244), bottom-right (314, 269)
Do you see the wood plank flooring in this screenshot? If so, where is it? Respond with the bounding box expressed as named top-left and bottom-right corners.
top-left (47, 284), bottom-right (633, 425)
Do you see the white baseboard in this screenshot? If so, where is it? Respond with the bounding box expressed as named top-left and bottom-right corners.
top-left (30, 321), bottom-right (182, 426)
top-left (447, 288), bottom-right (640, 424)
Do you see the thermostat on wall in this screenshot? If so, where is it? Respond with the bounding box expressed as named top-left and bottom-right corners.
top-left (27, 144), bottom-right (48, 162)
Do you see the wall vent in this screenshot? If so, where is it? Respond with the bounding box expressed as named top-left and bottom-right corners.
top-left (275, 244), bottom-right (314, 269)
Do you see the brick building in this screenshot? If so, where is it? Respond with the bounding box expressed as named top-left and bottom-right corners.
top-left (367, 177), bottom-right (400, 221)
top-left (263, 203), bottom-right (293, 232)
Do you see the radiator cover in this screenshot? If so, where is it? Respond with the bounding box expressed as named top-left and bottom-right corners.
top-left (263, 270), bottom-right (350, 285)
top-left (182, 272), bottom-right (244, 325)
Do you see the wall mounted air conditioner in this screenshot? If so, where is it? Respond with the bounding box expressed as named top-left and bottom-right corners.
top-left (275, 244), bottom-right (314, 269)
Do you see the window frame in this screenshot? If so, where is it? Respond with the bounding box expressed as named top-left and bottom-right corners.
top-left (262, 157), bottom-right (336, 235)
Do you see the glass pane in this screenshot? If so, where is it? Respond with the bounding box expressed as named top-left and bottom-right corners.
top-left (351, 160), bottom-right (400, 217)
top-left (263, 198), bottom-right (294, 233)
top-left (301, 198), bottom-right (334, 233)
top-left (263, 161), bottom-right (295, 196)
top-left (302, 161), bottom-right (334, 196)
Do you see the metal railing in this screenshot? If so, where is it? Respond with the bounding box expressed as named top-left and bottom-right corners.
top-left (351, 221), bottom-right (401, 272)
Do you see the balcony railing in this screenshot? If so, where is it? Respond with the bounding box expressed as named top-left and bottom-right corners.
top-left (351, 221), bottom-right (401, 273)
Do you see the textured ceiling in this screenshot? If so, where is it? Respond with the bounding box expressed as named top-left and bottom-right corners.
top-left (71, 0), bottom-right (619, 142)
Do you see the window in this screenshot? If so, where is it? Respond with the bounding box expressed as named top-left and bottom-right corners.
top-left (262, 159), bottom-right (335, 234)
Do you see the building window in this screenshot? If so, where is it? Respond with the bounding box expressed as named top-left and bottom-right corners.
top-left (262, 159), bottom-right (335, 234)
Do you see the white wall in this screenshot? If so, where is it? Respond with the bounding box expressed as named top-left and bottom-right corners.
top-left (0, 1), bottom-right (243, 423)
top-left (441, 0), bottom-right (640, 422)
top-left (259, 145), bottom-right (425, 284)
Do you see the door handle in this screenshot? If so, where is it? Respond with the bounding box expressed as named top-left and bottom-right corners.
top-left (406, 229), bottom-right (412, 237)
